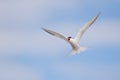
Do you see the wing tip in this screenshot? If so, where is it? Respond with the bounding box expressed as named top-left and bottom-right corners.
top-left (41, 27), bottom-right (45, 30)
top-left (41, 27), bottom-right (48, 32)
top-left (96, 12), bottom-right (101, 18)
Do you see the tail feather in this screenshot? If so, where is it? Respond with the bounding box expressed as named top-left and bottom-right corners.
top-left (67, 46), bottom-right (87, 56)
top-left (79, 46), bottom-right (87, 52)
top-left (67, 49), bottom-right (76, 56)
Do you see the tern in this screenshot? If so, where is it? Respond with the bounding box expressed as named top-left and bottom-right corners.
top-left (42, 13), bottom-right (100, 56)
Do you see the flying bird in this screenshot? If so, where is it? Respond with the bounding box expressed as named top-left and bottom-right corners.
top-left (42, 13), bottom-right (100, 56)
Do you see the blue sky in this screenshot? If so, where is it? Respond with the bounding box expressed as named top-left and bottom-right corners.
top-left (0, 0), bottom-right (120, 80)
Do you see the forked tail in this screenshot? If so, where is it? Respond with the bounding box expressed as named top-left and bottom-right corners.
top-left (67, 46), bottom-right (87, 56)
top-left (79, 46), bottom-right (87, 52)
top-left (67, 49), bottom-right (76, 56)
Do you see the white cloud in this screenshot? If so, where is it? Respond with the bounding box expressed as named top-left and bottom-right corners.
top-left (0, 0), bottom-right (81, 22)
top-left (0, 61), bottom-right (43, 80)
top-left (0, 0), bottom-right (119, 22)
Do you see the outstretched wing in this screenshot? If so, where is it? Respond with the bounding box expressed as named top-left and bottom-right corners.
top-left (42, 28), bottom-right (67, 41)
top-left (75, 13), bottom-right (100, 43)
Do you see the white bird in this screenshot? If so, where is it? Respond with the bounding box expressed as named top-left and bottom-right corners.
top-left (42, 13), bottom-right (100, 56)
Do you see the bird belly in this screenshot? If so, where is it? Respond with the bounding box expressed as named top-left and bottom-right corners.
top-left (71, 44), bottom-right (80, 51)
top-left (69, 40), bottom-right (80, 51)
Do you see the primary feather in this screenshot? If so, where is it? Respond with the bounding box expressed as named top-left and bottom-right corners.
top-left (74, 13), bottom-right (100, 43)
top-left (42, 28), bottom-right (67, 41)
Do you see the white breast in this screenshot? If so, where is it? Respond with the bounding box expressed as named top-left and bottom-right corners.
top-left (69, 39), bottom-right (80, 51)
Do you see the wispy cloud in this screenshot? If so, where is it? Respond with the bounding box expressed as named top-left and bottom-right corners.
top-left (0, 0), bottom-right (81, 22)
top-left (0, 60), bottom-right (43, 80)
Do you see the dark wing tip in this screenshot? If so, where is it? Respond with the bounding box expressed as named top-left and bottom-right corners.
top-left (96, 12), bottom-right (101, 18)
top-left (41, 27), bottom-right (46, 31)
top-left (41, 27), bottom-right (56, 36)
top-left (41, 27), bottom-right (49, 33)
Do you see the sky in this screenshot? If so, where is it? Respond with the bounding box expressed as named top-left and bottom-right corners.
top-left (0, 0), bottom-right (120, 80)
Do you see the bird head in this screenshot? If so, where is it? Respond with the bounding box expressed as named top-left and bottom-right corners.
top-left (67, 37), bottom-right (72, 41)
